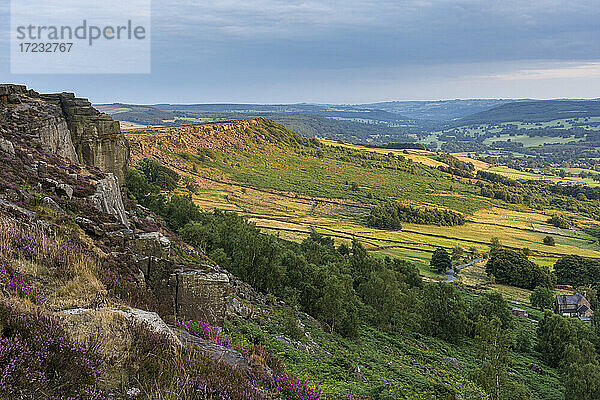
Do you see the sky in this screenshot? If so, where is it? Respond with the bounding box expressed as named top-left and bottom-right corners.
top-left (1, 0), bottom-right (600, 104)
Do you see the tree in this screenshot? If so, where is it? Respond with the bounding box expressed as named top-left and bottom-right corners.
top-left (315, 266), bottom-right (359, 337)
top-left (471, 291), bottom-right (512, 329)
top-left (470, 316), bottom-right (529, 400)
top-left (536, 311), bottom-right (576, 367)
top-left (543, 236), bottom-right (555, 246)
top-left (422, 282), bottom-right (469, 342)
top-left (486, 248), bottom-right (555, 289)
top-left (358, 264), bottom-right (421, 331)
top-left (430, 248), bottom-right (451, 274)
top-left (514, 328), bottom-right (531, 353)
top-left (451, 246), bottom-right (464, 262)
top-left (554, 256), bottom-right (600, 287)
top-left (530, 286), bottom-right (555, 310)
top-left (565, 363), bottom-right (600, 400)
top-left (548, 214), bottom-right (571, 229)
top-left (562, 340), bottom-right (600, 400)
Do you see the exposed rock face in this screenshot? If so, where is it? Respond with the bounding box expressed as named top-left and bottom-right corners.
top-left (177, 271), bottom-right (229, 326)
top-left (88, 173), bottom-right (129, 227)
top-left (0, 85), bottom-right (78, 163)
top-left (126, 232), bottom-right (230, 326)
top-left (0, 84), bottom-right (129, 184)
top-left (41, 93), bottom-right (129, 183)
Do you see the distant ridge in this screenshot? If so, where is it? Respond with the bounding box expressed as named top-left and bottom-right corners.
top-left (458, 100), bottom-right (600, 124)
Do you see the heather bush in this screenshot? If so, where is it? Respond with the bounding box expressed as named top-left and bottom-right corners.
top-left (0, 262), bottom-right (43, 304)
top-left (0, 300), bottom-right (104, 399)
top-left (179, 318), bottom-right (322, 400)
top-left (123, 321), bottom-right (269, 399)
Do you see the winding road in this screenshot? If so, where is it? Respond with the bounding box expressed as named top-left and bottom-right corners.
top-left (445, 257), bottom-right (485, 282)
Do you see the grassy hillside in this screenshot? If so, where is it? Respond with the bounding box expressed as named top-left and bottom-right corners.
top-left (125, 118), bottom-right (600, 278)
top-left (99, 103), bottom-right (429, 144)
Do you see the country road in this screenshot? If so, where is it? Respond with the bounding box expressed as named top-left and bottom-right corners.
top-left (445, 257), bottom-right (485, 282)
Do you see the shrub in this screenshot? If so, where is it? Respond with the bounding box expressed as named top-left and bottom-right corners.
top-left (430, 248), bottom-right (451, 274)
top-left (0, 300), bottom-right (104, 399)
top-left (486, 248), bottom-right (555, 289)
top-left (531, 286), bottom-right (555, 310)
top-left (543, 236), bottom-right (556, 246)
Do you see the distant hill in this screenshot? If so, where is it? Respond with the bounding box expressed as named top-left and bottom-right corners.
top-left (459, 100), bottom-right (600, 124)
top-left (153, 103), bottom-right (413, 124)
top-left (99, 103), bottom-right (425, 144)
top-left (357, 99), bottom-right (518, 121)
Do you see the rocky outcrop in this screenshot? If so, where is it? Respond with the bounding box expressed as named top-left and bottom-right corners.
top-left (172, 326), bottom-right (251, 370)
top-left (88, 173), bottom-right (129, 227)
top-left (128, 231), bottom-right (230, 326)
top-left (177, 271), bottom-right (230, 326)
top-left (125, 119), bottom-right (261, 166)
top-left (0, 84), bottom-right (129, 184)
top-left (0, 85), bottom-right (79, 163)
top-left (62, 307), bottom-right (182, 346)
top-left (41, 92), bottom-right (129, 184)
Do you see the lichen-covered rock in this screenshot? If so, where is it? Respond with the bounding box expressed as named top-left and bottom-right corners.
top-left (0, 85), bottom-right (129, 184)
top-left (131, 231), bottom-right (171, 258)
top-left (41, 93), bottom-right (129, 183)
top-left (113, 307), bottom-right (182, 346)
top-left (88, 173), bottom-right (129, 227)
top-left (172, 326), bottom-right (250, 370)
top-left (177, 271), bottom-right (230, 326)
top-left (56, 183), bottom-right (74, 200)
top-left (0, 138), bottom-right (15, 157)
top-left (41, 196), bottom-right (66, 215)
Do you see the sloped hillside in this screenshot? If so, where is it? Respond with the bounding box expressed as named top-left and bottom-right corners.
top-left (0, 85), bottom-right (323, 399)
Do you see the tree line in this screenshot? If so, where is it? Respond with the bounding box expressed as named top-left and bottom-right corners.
top-left (368, 202), bottom-right (465, 230)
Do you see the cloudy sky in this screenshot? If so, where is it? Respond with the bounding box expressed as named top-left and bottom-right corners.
top-left (1, 0), bottom-right (599, 103)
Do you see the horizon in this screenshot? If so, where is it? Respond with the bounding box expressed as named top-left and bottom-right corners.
top-left (1, 1), bottom-right (599, 103)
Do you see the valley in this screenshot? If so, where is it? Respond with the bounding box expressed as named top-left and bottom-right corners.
top-left (125, 118), bottom-right (600, 290)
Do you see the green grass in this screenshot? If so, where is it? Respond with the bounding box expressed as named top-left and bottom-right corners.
top-left (227, 289), bottom-right (563, 400)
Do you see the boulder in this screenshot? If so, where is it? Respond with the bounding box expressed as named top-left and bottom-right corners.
top-left (56, 183), bottom-right (74, 200)
top-left (171, 326), bottom-right (250, 370)
top-left (0, 138), bottom-right (15, 157)
top-left (442, 357), bottom-right (463, 370)
top-left (113, 307), bottom-right (181, 346)
top-left (88, 173), bottom-right (129, 227)
top-left (41, 178), bottom-right (59, 191)
top-left (76, 216), bottom-right (105, 237)
top-left (41, 196), bottom-right (65, 214)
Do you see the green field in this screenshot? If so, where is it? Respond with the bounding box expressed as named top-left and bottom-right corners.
top-left (127, 121), bottom-right (600, 287)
